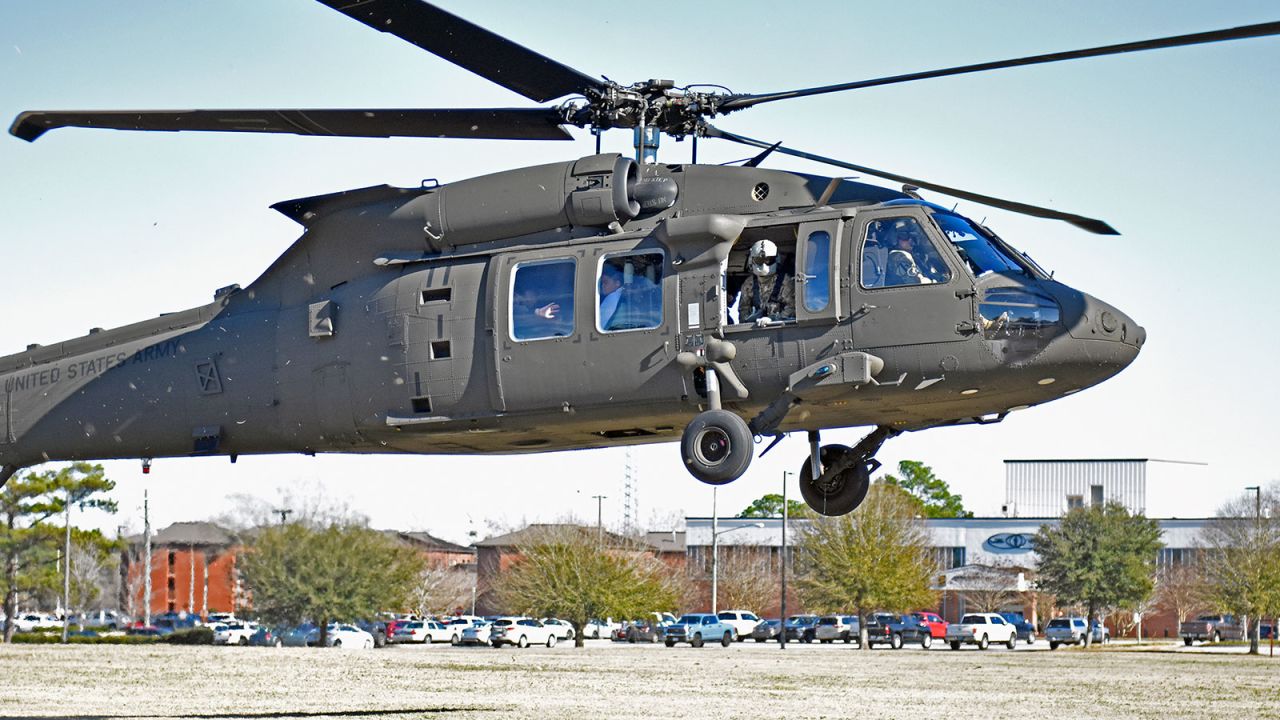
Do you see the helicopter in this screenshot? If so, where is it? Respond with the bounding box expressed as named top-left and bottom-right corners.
top-left (1, 2), bottom-right (1275, 516)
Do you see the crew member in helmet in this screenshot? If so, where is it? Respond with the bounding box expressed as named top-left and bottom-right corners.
top-left (737, 239), bottom-right (795, 325)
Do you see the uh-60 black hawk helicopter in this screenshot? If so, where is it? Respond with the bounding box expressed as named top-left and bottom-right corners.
top-left (2, 1), bottom-right (1275, 515)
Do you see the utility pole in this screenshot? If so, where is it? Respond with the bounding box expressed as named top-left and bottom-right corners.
top-left (780, 471), bottom-right (793, 650)
top-left (591, 495), bottom-right (607, 543)
top-left (1246, 485), bottom-right (1262, 654)
top-left (143, 490), bottom-right (152, 628)
top-left (274, 508), bottom-right (293, 525)
top-left (61, 487), bottom-right (71, 644)
top-left (711, 487), bottom-right (718, 614)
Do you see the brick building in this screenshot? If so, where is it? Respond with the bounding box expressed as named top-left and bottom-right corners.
top-left (121, 521), bottom-right (241, 618)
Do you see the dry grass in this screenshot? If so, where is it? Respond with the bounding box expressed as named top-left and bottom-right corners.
top-left (2, 641), bottom-right (1277, 719)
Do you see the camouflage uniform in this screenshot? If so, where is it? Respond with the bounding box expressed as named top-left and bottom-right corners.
top-left (738, 272), bottom-right (795, 323)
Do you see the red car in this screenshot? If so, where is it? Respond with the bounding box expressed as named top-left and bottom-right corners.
top-left (911, 611), bottom-right (948, 639)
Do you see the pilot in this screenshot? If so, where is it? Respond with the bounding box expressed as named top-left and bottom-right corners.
top-left (738, 239), bottom-right (794, 325)
top-left (598, 264), bottom-right (624, 329)
top-left (885, 222), bottom-right (947, 285)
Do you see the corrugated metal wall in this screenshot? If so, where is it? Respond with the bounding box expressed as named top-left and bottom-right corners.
top-left (1005, 460), bottom-right (1146, 516)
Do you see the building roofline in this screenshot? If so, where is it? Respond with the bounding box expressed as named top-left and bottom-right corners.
top-left (1003, 458), bottom-right (1207, 465)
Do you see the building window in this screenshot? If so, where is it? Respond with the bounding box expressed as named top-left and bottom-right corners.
top-left (1066, 495), bottom-right (1084, 511)
top-left (934, 546), bottom-right (966, 570)
top-left (1090, 484), bottom-right (1104, 507)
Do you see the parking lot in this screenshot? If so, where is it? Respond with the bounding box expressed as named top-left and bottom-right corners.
top-left (3, 639), bottom-right (1277, 719)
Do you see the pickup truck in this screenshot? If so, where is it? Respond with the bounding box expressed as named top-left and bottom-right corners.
top-left (1180, 614), bottom-right (1244, 645)
top-left (945, 613), bottom-right (1018, 650)
top-left (664, 614), bottom-right (736, 647)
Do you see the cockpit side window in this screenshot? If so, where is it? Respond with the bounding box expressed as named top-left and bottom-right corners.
top-left (802, 230), bottom-right (831, 312)
top-left (861, 217), bottom-right (951, 289)
top-left (598, 252), bottom-right (664, 332)
top-left (510, 258), bottom-right (575, 341)
top-left (931, 213), bottom-right (1029, 278)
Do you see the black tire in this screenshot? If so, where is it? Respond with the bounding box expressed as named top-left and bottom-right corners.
top-left (517, 635), bottom-right (528, 649)
top-left (665, 639), bottom-right (676, 647)
top-left (921, 634), bottom-right (933, 649)
top-left (890, 633), bottom-right (903, 650)
top-left (755, 637), bottom-right (765, 643)
top-left (451, 634), bottom-right (460, 646)
top-left (546, 634), bottom-right (556, 648)
top-left (843, 634), bottom-right (852, 644)
top-left (977, 634), bottom-right (988, 651)
top-left (333, 639), bottom-right (342, 648)
top-left (238, 636), bottom-right (248, 646)
top-left (1006, 634), bottom-right (1017, 650)
top-left (721, 631), bottom-right (732, 647)
top-left (692, 633), bottom-right (704, 648)
top-left (1211, 631), bottom-right (1221, 644)
top-left (1050, 641), bottom-right (1060, 650)
top-left (949, 641), bottom-right (961, 650)
top-left (798, 444), bottom-right (871, 516)
top-left (680, 410), bottom-right (753, 485)
top-left (1183, 637), bottom-right (1193, 646)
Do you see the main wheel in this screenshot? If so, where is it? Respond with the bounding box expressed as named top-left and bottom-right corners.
top-left (798, 444), bottom-right (871, 516)
top-left (721, 631), bottom-right (732, 647)
top-left (680, 410), bottom-right (753, 485)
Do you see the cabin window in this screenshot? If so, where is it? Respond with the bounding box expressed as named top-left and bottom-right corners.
top-left (802, 230), bottom-right (831, 312)
top-left (860, 216), bottom-right (951, 289)
top-left (598, 252), bottom-right (664, 332)
top-left (510, 258), bottom-right (576, 341)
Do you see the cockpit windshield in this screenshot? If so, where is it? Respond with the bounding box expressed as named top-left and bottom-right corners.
top-left (931, 213), bottom-right (1031, 279)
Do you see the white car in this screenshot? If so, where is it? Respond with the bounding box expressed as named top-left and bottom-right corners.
top-left (206, 612), bottom-right (238, 626)
top-left (582, 617), bottom-right (620, 640)
top-left (541, 618), bottom-right (576, 641)
top-left (442, 617), bottom-right (482, 643)
top-left (459, 621), bottom-right (493, 646)
top-left (945, 613), bottom-right (1019, 650)
top-left (716, 610), bottom-right (761, 641)
top-left (321, 623), bottom-right (375, 649)
top-left (14, 613), bottom-right (61, 632)
top-left (392, 619), bottom-right (455, 644)
top-left (213, 622), bottom-right (257, 645)
top-left (489, 617), bottom-right (558, 648)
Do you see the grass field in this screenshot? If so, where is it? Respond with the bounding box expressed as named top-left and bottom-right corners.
top-left (3, 640), bottom-right (1277, 719)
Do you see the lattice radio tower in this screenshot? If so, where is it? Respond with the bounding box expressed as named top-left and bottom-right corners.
top-left (622, 449), bottom-right (637, 534)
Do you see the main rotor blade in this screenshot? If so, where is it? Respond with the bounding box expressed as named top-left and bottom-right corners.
top-left (317, 0), bottom-right (604, 102)
top-left (720, 20), bottom-right (1280, 112)
top-left (704, 125), bottom-right (1117, 235)
top-left (10, 108), bottom-right (574, 142)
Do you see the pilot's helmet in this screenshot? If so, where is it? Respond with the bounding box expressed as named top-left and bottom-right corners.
top-left (749, 239), bottom-right (778, 277)
top-left (893, 220), bottom-right (921, 246)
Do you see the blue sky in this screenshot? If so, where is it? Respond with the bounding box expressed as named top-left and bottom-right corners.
top-left (2, 1), bottom-right (1277, 542)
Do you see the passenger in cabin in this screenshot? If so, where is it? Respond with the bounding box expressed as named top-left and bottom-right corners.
top-left (737, 239), bottom-right (795, 326)
top-left (598, 264), bottom-right (624, 329)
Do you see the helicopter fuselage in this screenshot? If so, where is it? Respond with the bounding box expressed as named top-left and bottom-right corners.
top-left (0, 154), bottom-right (1143, 476)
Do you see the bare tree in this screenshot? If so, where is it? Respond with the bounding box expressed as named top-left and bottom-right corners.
top-left (1155, 562), bottom-right (1208, 628)
top-left (713, 546), bottom-right (776, 613)
top-left (68, 541), bottom-right (115, 615)
top-left (212, 481), bottom-right (367, 531)
top-left (409, 565), bottom-right (474, 618)
top-left (950, 563), bottom-right (1023, 613)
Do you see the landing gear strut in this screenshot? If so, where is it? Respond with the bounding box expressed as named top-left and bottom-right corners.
top-left (798, 426), bottom-right (898, 516)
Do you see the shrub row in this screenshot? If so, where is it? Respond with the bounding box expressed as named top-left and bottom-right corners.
top-left (11, 632), bottom-right (157, 645)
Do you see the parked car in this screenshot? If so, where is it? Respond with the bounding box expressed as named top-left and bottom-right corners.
top-left (125, 625), bottom-right (164, 637)
top-left (1091, 620), bottom-right (1110, 645)
top-left (999, 612), bottom-right (1037, 644)
top-left (384, 616), bottom-right (419, 642)
top-left (322, 623), bottom-right (375, 649)
top-left (865, 613), bottom-right (933, 649)
top-left (782, 614), bottom-right (820, 643)
top-left (751, 619), bottom-right (782, 642)
top-left (664, 613), bottom-right (735, 647)
top-left (618, 618), bottom-right (663, 643)
top-left (716, 610), bottom-right (761, 641)
top-left (814, 615), bottom-right (859, 644)
top-left (355, 619), bottom-right (388, 647)
top-left (205, 612), bottom-right (237, 625)
top-left (392, 620), bottom-right (453, 644)
top-left (1180, 614), bottom-right (1244, 645)
top-left (459, 621), bottom-right (493, 646)
top-left (910, 611), bottom-right (948, 639)
top-left (68, 609), bottom-right (129, 630)
top-left (212, 621), bottom-right (257, 646)
top-left (582, 618), bottom-right (621, 640)
top-left (13, 613), bottom-right (61, 633)
top-left (248, 626), bottom-right (284, 647)
top-left (541, 618), bottom-right (576, 641)
top-left (1045, 617), bottom-right (1089, 649)
top-left (489, 617), bottom-right (558, 648)
top-left (945, 613), bottom-right (1018, 650)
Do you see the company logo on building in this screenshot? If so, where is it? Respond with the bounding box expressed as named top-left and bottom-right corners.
top-left (983, 533), bottom-right (1035, 553)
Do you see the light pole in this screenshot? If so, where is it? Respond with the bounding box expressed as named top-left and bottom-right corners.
top-left (709, 487), bottom-right (763, 614)
top-left (61, 487), bottom-right (71, 644)
top-left (591, 495), bottom-right (607, 543)
top-left (781, 471), bottom-right (794, 650)
top-left (1245, 485), bottom-right (1262, 654)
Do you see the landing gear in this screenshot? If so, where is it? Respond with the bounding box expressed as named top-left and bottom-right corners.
top-left (797, 426), bottom-right (898, 516)
top-left (681, 409), bottom-right (753, 485)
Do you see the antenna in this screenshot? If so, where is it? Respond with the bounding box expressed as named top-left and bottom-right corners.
top-left (623, 449), bottom-right (637, 534)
